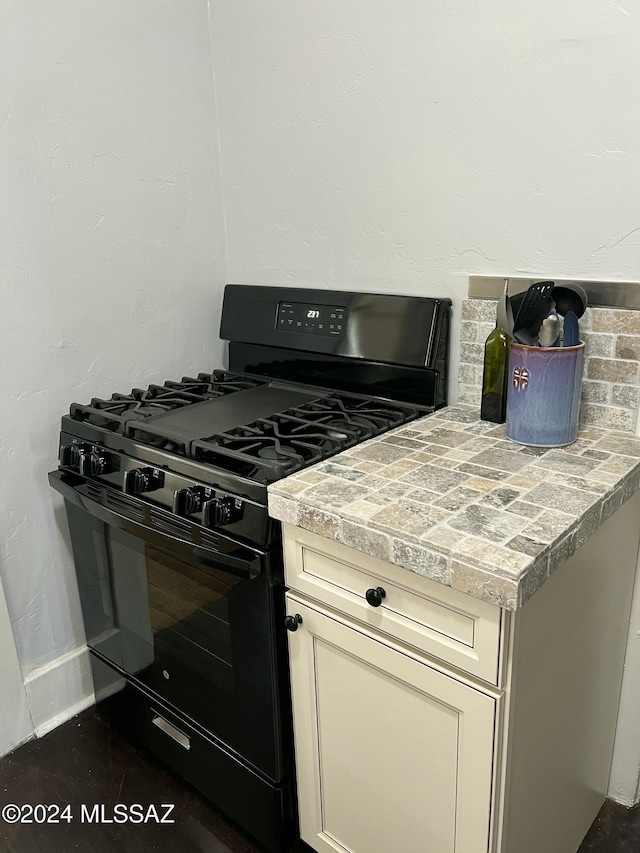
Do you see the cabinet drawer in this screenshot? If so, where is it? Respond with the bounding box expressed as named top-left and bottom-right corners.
top-left (283, 524), bottom-right (501, 684)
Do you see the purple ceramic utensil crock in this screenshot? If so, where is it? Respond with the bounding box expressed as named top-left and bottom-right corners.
top-left (505, 341), bottom-right (585, 447)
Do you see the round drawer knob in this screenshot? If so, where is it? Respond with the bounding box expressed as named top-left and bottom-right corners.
top-left (365, 587), bottom-right (386, 607)
top-left (285, 614), bottom-right (303, 632)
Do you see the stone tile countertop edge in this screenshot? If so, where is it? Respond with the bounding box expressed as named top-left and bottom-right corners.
top-left (267, 404), bottom-right (640, 611)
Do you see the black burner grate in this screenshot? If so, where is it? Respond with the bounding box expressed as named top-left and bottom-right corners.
top-left (286, 396), bottom-right (410, 434)
top-left (193, 419), bottom-right (344, 482)
top-left (69, 372), bottom-right (266, 434)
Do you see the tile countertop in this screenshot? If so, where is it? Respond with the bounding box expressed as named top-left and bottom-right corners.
top-left (267, 405), bottom-right (640, 610)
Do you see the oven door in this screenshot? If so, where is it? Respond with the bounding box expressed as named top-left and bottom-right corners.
top-left (49, 471), bottom-right (288, 782)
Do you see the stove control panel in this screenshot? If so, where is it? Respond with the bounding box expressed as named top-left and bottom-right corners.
top-left (58, 434), bottom-right (256, 539)
top-left (277, 301), bottom-right (347, 337)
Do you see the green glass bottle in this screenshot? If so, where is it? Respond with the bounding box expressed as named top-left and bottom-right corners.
top-left (480, 325), bottom-right (512, 423)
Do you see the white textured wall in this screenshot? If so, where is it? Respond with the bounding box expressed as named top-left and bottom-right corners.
top-left (210, 0), bottom-right (640, 394)
top-left (0, 0), bottom-right (227, 737)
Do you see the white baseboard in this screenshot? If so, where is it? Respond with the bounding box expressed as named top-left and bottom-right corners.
top-left (24, 646), bottom-right (95, 738)
top-left (0, 728), bottom-right (34, 760)
top-left (0, 574), bottom-right (35, 757)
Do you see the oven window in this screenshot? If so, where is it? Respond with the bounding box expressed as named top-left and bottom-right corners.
top-left (146, 543), bottom-right (239, 694)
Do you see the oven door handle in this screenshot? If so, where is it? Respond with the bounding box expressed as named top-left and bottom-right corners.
top-left (48, 470), bottom-right (263, 579)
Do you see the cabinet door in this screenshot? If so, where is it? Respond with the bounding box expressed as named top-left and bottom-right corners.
top-left (287, 595), bottom-right (495, 853)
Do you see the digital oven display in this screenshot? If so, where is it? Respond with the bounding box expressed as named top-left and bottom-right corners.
top-left (277, 301), bottom-right (347, 338)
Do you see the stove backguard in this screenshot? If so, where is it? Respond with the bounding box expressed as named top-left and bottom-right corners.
top-left (221, 285), bottom-right (451, 409)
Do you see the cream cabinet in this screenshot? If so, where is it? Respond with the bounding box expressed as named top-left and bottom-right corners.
top-left (282, 491), bottom-right (640, 853)
top-left (286, 594), bottom-right (496, 853)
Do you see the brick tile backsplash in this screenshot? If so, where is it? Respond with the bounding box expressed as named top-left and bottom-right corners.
top-left (458, 299), bottom-right (640, 433)
top-left (580, 404), bottom-right (635, 431)
top-left (582, 380), bottom-right (609, 403)
top-left (461, 300), bottom-right (499, 322)
top-left (612, 384), bottom-right (639, 409)
top-left (582, 332), bottom-right (615, 357)
top-left (591, 309), bottom-right (640, 335)
top-left (616, 335), bottom-right (640, 360)
top-left (587, 357), bottom-right (639, 385)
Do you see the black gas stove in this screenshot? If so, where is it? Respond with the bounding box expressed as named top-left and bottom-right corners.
top-left (49, 285), bottom-right (451, 852)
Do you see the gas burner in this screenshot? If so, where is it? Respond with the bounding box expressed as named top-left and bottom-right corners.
top-left (257, 446), bottom-right (289, 461)
top-left (255, 445), bottom-right (302, 471)
top-left (193, 418), bottom-right (348, 483)
top-left (124, 403), bottom-right (186, 418)
top-left (324, 416), bottom-right (376, 433)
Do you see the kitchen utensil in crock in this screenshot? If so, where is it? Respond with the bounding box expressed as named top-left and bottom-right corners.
top-left (562, 310), bottom-right (580, 347)
top-left (496, 278), bottom-right (514, 338)
top-left (514, 327), bottom-right (537, 346)
top-left (506, 341), bottom-right (585, 446)
top-left (537, 311), bottom-right (561, 347)
top-left (550, 283), bottom-right (588, 318)
top-left (513, 281), bottom-right (555, 335)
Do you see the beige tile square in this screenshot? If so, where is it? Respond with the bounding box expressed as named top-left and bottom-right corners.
top-left (339, 522), bottom-right (392, 563)
top-left (267, 494), bottom-right (299, 525)
top-left (297, 505), bottom-right (341, 539)
top-left (451, 560), bottom-right (519, 610)
top-left (464, 477), bottom-right (498, 493)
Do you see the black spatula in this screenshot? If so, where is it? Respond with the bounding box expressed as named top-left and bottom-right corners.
top-left (513, 280), bottom-right (555, 336)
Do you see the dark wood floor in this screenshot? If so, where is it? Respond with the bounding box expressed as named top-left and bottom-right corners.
top-left (0, 707), bottom-right (638, 853)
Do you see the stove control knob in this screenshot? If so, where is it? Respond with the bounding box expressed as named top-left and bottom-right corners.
top-left (124, 468), bottom-right (149, 495)
top-left (203, 497), bottom-right (241, 528)
top-left (124, 467), bottom-right (163, 495)
top-left (79, 450), bottom-right (107, 478)
top-left (172, 487), bottom-right (204, 516)
top-left (60, 444), bottom-right (81, 469)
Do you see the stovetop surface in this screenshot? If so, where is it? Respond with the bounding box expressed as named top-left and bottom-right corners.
top-left (68, 371), bottom-right (420, 484)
